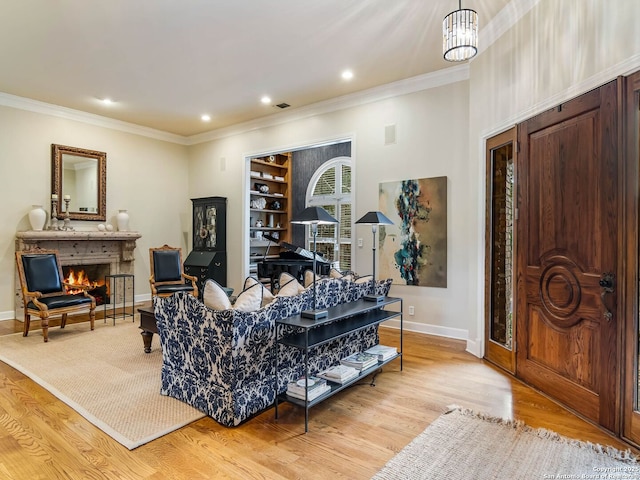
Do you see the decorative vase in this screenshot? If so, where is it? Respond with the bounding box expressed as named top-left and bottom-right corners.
top-left (28, 205), bottom-right (47, 231)
top-left (116, 209), bottom-right (130, 231)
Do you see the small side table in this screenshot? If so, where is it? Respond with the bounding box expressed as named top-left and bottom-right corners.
top-left (104, 273), bottom-right (135, 324)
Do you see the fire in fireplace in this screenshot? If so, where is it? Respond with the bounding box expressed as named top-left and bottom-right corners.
top-left (62, 265), bottom-right (110, 306)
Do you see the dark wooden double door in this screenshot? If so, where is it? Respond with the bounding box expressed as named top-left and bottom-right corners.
top-left (515, 80), bottom-right (621, 433)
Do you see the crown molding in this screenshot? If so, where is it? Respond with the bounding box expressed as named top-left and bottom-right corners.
top-left (0, 0), bottom-right (538, 147)
top-left (0, 92), bottom-right (189, 145)
top-left (187, 64), bottom-right (470, 145)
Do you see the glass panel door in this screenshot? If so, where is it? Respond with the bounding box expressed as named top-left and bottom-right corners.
top-left (484, 127), bottom-right (517, 373)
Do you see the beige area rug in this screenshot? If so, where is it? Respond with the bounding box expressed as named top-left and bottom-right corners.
top-left (372, 406), bottom-right (638, 480)
top-left (0, 318), bottom-right (204, 450)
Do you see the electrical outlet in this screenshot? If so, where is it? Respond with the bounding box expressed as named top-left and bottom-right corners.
top-left (408, 306), bottom-right (415, 315)
top-left (358, 238), bottom-right (363, 247)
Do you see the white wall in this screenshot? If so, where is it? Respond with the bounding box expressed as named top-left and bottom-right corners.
top-left (467, 0), bottom-right (640, 352)
top-left (0, 105), bottom-right (189, 319)
top-left (188, 81), bottom-right (472, 342)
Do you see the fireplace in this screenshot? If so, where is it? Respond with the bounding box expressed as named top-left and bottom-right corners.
top-left (15, 230), bottom-right (141, 320)
top-left (62, 264), bottom-right (111, 306)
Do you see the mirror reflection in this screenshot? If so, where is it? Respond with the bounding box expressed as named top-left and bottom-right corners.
top-left (52, 144), bottom-right (106, 221)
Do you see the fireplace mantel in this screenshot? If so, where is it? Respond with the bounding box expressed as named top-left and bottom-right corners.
top-left (16, 230), bottom-right (141, 261)
top-left (14, 230), bottom-right (142, 319)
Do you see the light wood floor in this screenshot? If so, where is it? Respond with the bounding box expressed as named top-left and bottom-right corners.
top-left (0, 315), bottom-right (636, 479)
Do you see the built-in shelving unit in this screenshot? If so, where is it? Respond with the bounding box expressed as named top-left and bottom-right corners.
top-left (248, 153), bottom-right (291, 280)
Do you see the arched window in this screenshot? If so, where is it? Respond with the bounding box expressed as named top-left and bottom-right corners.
top-left (306, 157), bottom-right (352, 270)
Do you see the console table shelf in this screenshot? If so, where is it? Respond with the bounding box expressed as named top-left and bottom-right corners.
top-left (275, 296), bottom-right (403, 432)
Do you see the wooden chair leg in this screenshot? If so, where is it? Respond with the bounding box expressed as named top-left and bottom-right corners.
top-left (60, 313), bottom-right (68, 329)
top-left (89, 308), bottom-right (95, 331)
top-left (40, 314), bottom-right (49, 342)
top-left (23, 312), bottom-right (30, 337)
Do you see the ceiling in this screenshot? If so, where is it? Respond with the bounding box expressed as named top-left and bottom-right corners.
top-left (0, 0), bottom-right (511, 137)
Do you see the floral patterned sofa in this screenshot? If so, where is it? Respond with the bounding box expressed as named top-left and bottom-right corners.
top-left (153, 277), bottom-right (392, 427)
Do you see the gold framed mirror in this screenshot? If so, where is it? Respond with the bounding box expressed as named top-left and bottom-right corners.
top-left (51, 144), bottom-right (106, 221)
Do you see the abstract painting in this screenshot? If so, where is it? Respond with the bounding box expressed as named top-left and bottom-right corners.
top-left (378, 176), bottom-right (447, 287)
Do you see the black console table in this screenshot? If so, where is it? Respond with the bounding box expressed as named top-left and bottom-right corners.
top-left (275, 296), bottom-right (403, 432)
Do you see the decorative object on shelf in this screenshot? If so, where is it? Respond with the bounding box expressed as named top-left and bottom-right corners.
top-left (291, 206), bottom-right (338, 320)
top-left (97, 224), bottom-right (106, 231)
top-left (254, 182), bottom-right (269, 193)
top-left (267, 155), bottom-right (276, 164)
top-left (62, 195), bottom-right (73, 231)
top-left (106, 224), bottom-right (114, 231)
top-left (268, 214), bottom-right (274, 228)
top-left (48, 194), bottom-right (60, 230)
top-left (270, 200), bottom-right (281, 210)
top-left (443, 0), bottom-right (478, 62)
top-left (356, 211), bottom-right (394, 302)
top-left (250, 197), bottom-right (267, 209)
top-left (28, 205), bottom-right (47, 231)
top-left (116, 209), bottom-right (130, 231)
top-left (255, 219), bottom-right (263, 227)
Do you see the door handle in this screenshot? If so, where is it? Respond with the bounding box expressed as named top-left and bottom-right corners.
top-left (599, 272), bottom-right (615, 321)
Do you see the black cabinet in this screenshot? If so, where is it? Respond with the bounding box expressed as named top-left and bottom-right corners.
top-left (186, 197), bottom-right (227, 294)
top-left (184, 251), bottom-right (227, 296)
top-left (192, 196), bottom-right (226, 252)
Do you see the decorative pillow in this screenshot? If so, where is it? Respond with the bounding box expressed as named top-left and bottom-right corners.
top-left (203, 279), bottom-right (232, 311)
top-left (355, 275), bottom-right (373, 284)
top-left (329, 267), bottom-right (353, 282)
top-left (304, 269), bottom-right (315, 288)
top-left (277, 272), bottom-right (304, 297)
top-left (233, 283), bottom-right (263, 313)
top-left (243, 276), bottom-right (275, 308)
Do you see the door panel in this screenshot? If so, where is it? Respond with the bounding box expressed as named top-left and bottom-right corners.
top-left (516, 80), bottom-right (620, 433)
top-left (623, 71), bottom-right (640, 447)
top-left (484, 128), bottom-right (517, 373)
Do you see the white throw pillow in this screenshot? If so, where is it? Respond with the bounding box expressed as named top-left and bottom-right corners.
top-left (304, 269), bottom-right (314, 288)
top-left (233, 282), bottom-right (263, 312)
top-left (277, 272), bottom-right (304, 297)
top-left (355, 275), bottom-right (374, 284)
top-left (329, 267), bottom-right (353, 282)
top-left (203, 279), bottom-right (232, 311)
top-left (243, 276), bottom-right (275, 308)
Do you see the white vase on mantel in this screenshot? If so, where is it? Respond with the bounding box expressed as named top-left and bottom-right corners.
top-left (28, 205), bottom-right (47, 231)
top-left (116, 209), bottom-right (130, 232)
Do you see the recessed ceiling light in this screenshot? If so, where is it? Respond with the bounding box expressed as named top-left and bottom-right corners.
top-left (341, 70), bottom-right (354, 80)
top-left (201, 114), bottom-right (211, 122)
top-left (101, 98), bottom-right (114, 105)
top-left (261, 96), bottom-right (272, 105)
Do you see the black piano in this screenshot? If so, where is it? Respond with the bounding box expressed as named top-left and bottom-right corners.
top-left (257, 239), bottom-right (331, 290)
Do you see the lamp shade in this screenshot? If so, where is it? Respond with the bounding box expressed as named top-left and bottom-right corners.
top-left (355, 211), bottom-right (394, 225)
top-left (443, 0), bottom-right (478, 62)
top-left (291, 206), bottom-right (338, 225)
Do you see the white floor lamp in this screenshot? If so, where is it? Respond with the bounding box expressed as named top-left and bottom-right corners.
top-left (291, 206), bottom-right (338, 319)
top-left (356, 211), bottom-right (394, 303)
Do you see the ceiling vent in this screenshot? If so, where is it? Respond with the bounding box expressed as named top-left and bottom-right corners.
top-left (275, 103), bottom-right (290, 109)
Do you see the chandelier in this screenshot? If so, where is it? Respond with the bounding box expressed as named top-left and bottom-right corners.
top-left (443, 0), bottom-right (478, 62)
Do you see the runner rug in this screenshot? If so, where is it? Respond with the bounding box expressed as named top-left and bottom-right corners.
top-left (0, 318), bottom-right (204, 450)
top-left (372, 405), bottom-right (638, 480)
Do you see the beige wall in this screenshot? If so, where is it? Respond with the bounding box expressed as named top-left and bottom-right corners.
top-left (0, 105), bottom-right (189, 319)
top-left (188, 81), bottom-right (472, 342)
